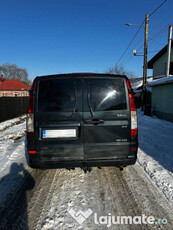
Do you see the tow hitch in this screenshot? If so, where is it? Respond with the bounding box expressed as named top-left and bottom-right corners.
top-left (81, 167), bottom-right (92, 173)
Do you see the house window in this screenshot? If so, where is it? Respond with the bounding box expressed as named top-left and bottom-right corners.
top-left (2, 93), bottom-right (7, 97)
top-left (21, 92), bottom-right (27, 96)
top-left (14, 92), bottom-right (19, 97)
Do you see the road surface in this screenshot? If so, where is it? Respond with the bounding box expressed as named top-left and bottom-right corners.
top-left (0, 165), bottom-right (172, 230)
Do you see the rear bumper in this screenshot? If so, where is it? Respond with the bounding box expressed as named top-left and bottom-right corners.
top-left (28, 156), bottom-right (137, 169)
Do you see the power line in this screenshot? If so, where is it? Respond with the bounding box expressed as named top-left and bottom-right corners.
top-left (149, 0), bottom-right (168, 17)
top-left (136, 24), bottom-right (170, 52)
top-left (135, 23), bottom-right (169, 53)
top-left (116, 0), bottom-right (168, 66)
top-left (115, 21), bottom-right (144, 65)
top-left (122, 54), bottom-right (134, 68)
top-left (149, 10), bottom-right (173, 34)
top-left (135, 0), bottom-right (169, 51)
top-left (122, 49), bottom-right (161, 68)
top-left (149, 27), bottom-right (168, 41)
top-left (137, 33), bottom-right (167, 53)
top-left (149, 37), bottom-right (166, 47)
top-left (137, 50), bottom-right (161, 54)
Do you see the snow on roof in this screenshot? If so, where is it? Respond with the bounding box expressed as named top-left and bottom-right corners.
top-left (148, 75), bottom-right (173, 87)
top-left (0, 78), bottom-right (30, 90)
top-left (131, 77), bottom-right (153, 89)
top-left (131, 80), bottom-right (143, 89)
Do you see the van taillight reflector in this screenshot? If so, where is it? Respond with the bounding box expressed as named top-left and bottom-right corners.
top-left (27, 79), bottom-right (36, 113)
top-left (27, 79), bottom-right (36, 136)
top-left (131, 111), bottom-right (138, 136)
top-left (127, 79), bottom-right (136, 111)
top-left (29, 150), bottom-right (36, 154)
top-left (129, 94), bottom-right (136, 111)
top-left (131, 128), bottom-right (138, 137)
top-left (130, 146), bottom-right (137, 151)
top-left (28, 95), bottom-right (34, 113)
top-left (126, 79), bottom-right (132, 89)
top-left (127, 79), bottom-right (138, 137)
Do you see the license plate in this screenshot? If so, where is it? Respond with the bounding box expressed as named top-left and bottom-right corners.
top-left (42, 129), bottom-right (76, 138)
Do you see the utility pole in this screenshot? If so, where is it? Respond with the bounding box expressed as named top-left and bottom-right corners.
top-left (141, 13), bottom-right (149, 111)
top-left (166, 25), bottom-right (172, 77)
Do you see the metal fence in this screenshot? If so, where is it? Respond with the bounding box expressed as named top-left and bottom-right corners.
top-left (0, 97), bottom-right (29, 122)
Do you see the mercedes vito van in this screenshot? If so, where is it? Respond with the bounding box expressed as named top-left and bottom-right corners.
top-left (26, 73), bottom-right (138, 170)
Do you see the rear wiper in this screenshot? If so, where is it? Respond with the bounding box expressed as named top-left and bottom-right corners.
top-left (87, 81), bottom-right (94, 118)
top-left (72, 81), bottom-right (77, 115)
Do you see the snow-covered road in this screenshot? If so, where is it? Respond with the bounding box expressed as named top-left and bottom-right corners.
top-left (0, 116), bottom-right (26, 179)
top-left (0, 113), bottom-right (173, 230)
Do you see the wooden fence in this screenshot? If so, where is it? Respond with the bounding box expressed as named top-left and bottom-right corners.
top-left (0, 97), bottom-right (29, 122)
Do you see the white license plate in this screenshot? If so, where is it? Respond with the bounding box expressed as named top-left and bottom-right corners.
top-left (42, 129), bottom-right (76, 138)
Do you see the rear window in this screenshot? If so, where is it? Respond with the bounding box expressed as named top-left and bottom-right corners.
top-left (38, 79), bottom-right (76, 112)
top-left (37, 78), bottom-right (127, 112)
top-left (88, 79), bottom-right (127, 111)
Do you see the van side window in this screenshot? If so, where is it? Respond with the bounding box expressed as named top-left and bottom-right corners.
top-left (89, 79), bottom-right (127, 111)
top-left (38, 80), bottom-right (76, 112)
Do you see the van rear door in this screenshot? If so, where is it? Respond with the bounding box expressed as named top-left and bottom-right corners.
top-left (35, 77), bottom-right (84, 161)
top-left (83, 76), bottom-right (130, 160)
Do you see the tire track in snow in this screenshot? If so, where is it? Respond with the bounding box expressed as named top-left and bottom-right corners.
top-left (28, 167), bottom-right (173, 230)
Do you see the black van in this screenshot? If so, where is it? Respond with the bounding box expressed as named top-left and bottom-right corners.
top-left (26, 73), bottom-right (138, 170)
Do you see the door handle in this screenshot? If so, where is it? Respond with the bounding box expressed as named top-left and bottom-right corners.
top-left (84, 119), bottom-right (104, 125)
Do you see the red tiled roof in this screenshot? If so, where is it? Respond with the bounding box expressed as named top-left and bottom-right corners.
top-left (0, 79), bottom-right (30, 90)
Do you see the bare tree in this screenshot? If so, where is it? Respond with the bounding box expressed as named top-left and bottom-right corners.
top-left (106, 64), bottom-right (136, 79)
top-left (0, 63), bottom-right (31, 85)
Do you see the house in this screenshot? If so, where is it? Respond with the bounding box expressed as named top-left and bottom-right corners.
top-left (148, 42), bottom-right (173, 122)
top-left (0, 75), bottom-right (30, 97)
top-left (148, 41), bottom-right (173, 78)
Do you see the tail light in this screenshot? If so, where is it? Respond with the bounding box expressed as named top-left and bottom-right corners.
top-left (127, 79), bottom-right (138, 137)
top-left (28, 150), bottom-right (36, 154)
top-left (26, 113), bottom-right (34, 132)
top-left (26, 79), bottom-right (36, 138)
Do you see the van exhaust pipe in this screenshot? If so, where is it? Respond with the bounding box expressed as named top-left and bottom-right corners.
top-left (119, 166), bottom-right (124, 171)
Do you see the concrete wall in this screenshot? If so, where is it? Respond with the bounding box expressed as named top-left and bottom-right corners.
top-left (153, 47), bottom-right (173, 78)
top-left (152, 83), bottom-right (173, 122)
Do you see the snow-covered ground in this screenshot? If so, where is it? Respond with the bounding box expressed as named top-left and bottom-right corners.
top-left (137, 110), bottom-right (173, 202)
top-left (0, 116), bottom-right (27, 176)
top-left (0, 112), bottom-right (173, 228)
top-left (0, 115), bottom-right (26, 132)
top-left (0, 116), bottom-right (30, 209)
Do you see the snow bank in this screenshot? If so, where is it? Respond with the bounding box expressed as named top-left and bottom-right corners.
top-left (0, 117), bottom-right (28, 208)
top-left (137, 110), bottom-right (173, 202)
top-left (0, 115), bottom-right (26, 131)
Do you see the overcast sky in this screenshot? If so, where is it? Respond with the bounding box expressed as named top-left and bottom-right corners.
top-left (0, 0), bottom-right (172, 81)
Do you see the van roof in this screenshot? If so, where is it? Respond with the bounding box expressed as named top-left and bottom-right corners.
top-left (36, 73), bottom-right (128, 80)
